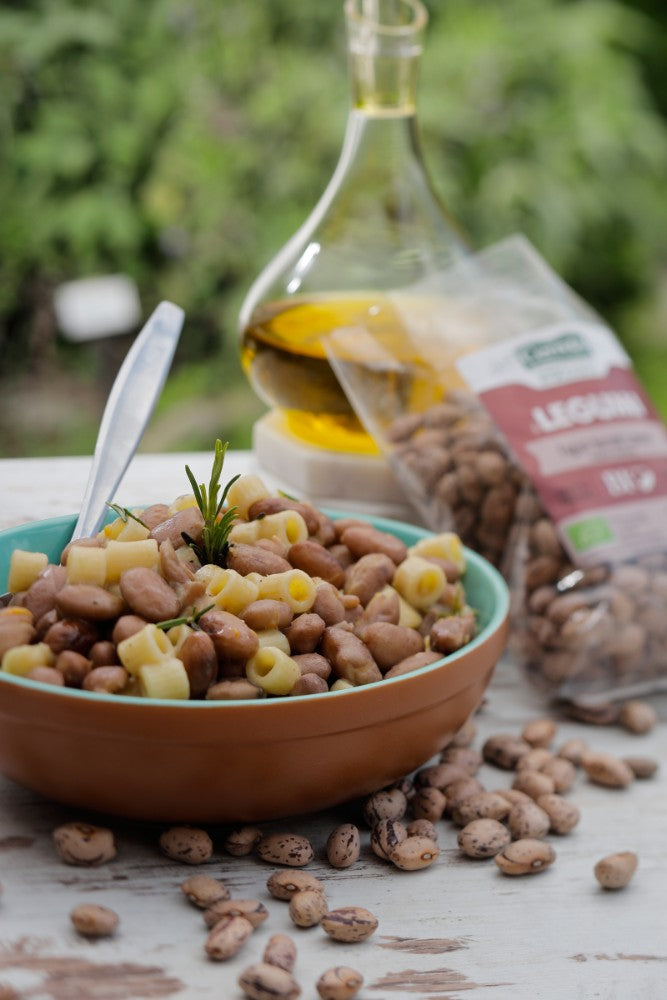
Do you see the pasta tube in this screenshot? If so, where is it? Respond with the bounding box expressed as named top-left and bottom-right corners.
top-left (66, 546), bottom-right (107, 586)
top-left (2, 642), bottom-right (55, 676)
top-left (207, 568), bottom-right (259, 615)
top-left (226, 474), bottom-right (271, 518)
top-left (138, 658), bottom-right (190, 699)
top-left (409, 532), bottom-right (466, 574)
top-left (105, 539), bottom-right (160, 583)
top-left (257, 569), bottom-right (317, 613)
top-left (246, 646), bottom-right (301, 696)
top-left (7, 549), bottom-right (48, 594)
top-left (393, 555), bottom-right (446, 612)
top-left (117, 623), bottom-right (173, 676)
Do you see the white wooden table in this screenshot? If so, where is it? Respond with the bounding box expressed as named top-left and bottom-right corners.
top-left (0, 452), bottom-right (665, 1000)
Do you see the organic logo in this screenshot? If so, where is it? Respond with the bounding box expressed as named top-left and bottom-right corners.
top-left (516, 332), bottom-right (590, 369)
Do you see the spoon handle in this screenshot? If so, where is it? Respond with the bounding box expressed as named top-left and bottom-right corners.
top-left (71, 300), bottom-right (185, 541)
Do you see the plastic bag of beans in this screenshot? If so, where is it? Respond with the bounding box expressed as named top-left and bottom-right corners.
top-left (327, 236), bottom-right (667, 704)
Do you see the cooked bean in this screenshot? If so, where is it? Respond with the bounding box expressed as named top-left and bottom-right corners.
top-left (26, 665), bottom-right (64, 686)
top-left (285, 613), bottom-right (326, 654)
top-left (320, 627), bottom-right (382, 686)
top-left (290, 672), bottom-right (329, 695)
top-left (44, 617), bottom-right (98, 655)
top-left (111, 614), bottom-right (147, 644)
top-left (89, 640), bottom-right (118, 666)
top-left (119, 567), bottom-right (180, 622)
top-left (227, 542), bottom-right (292, 577)
top-left (150, 506), bottom-right (204, 549)
top-left (355, 589), bottom-right (400, 628)
top-left (82, 665), bottom-right (129, 694)
top-left (206, 679), bottom-right (262, 700)
top-left (288, 540), bottom-right (345, 587)
top-left (55, 649), bottom-right (91, 686)
top-left (241, 599), bottom-right (294, 631)
top-left (384, 649), bottom-right (442, 678)
top-left (179, 631), bottom-right (217, 698)
top-left (361, 622), bottom-right (424, 671)
top-left (53, 822), bottom-right (116, 866)
top-left (23, 564), bottom-right (67, 622)
top-left (70, 903), bottom-right (119, 938)
top-left (198, 608), bottom-right (259, 661)
top-left (311, 583), bottom-right (347, 626)
top-left (56, 584), bottom-right (125, 621)
top-left (594, 851), bottom-right (638, 889)
top-left (344, 553), bottom-right (396, 606)
top-left (321, 907), bottom-right (378, 943)
top-left (340, 524), bottom-right (407, 565)
top-left (159, 826), bottom-right (213, 864)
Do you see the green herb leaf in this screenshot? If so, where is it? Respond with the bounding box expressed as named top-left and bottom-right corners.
top-left (184, 439), bottom-right (240, 566)
top-left (156, 602), bottom-right (215, 631)
top-left (106, 503), bottom-right (148, 528)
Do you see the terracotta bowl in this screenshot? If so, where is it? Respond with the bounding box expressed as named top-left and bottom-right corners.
top-left (0, 513), bottom-right (509, 823)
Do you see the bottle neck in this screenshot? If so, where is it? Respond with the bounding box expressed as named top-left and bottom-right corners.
top-left (345, 0), bottom-right (426, 112)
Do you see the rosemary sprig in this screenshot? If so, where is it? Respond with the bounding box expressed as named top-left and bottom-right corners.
top-left (184, 439), bottom-right (240, 567)
top-left (156, 603), bottom-right (215, 631)
top-left (106, 503), bottom-right (148, 528)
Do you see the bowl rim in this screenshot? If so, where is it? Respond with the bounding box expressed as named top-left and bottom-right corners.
top-left (0, 510), bottom-right (509, 709)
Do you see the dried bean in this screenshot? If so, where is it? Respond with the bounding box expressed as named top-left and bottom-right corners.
top-left (321, 906), bottom-right (378, 943)
top-left (495, 838), bottom-right (556, 875)
top-left (557, 738), bottom-right (589, 767)
top-left (238, 962), bottom-right (301, 1000)
top-left (440, 745), bottom-right (483, 774)
top-left (390, 835), bottom-right (440, 871)
top-left (70, 903), bottom-right (119, 938)
top-left (225, 826), bottom-right (263, 857)
top-left (457, 819), bottom-right (511, 859)
top-left (289, 888), bottom-right (329, 928)
top-left (521, 718), bottom-right (558, 747)
top-left (263, 933), bottom-right (297, 973)
top-left (622, 756), bottom-right (659, 779)
top-left (451, 791), bottom-right (510, 827)
top-left (257, 833), bottom-right (314, 867)
top-left (326, 824), bottom-right (361, 869)
top-left (618, 700), bottom-right (658, 734)
top-left (482, 734), bottom-right (531, 769)
top-left (411, 786), bottom-right (447, 822)
top-left (594, 851), bottom-right (638, 889)
top-left (53, 822), bottom-right (116, 866)
top-left (370, 818), bottom-right (407, 861)
top-left (316, 966), bottom-right (364, 1000)
top-left (536, 794), bottom-right (581, 834)
top-left (581, 752), bottom-right (634, 789)
top-left (541, 756), bottom-right (577, 793)
top-left (205, 914), bottom-right (254, 961)
top-left (204, 898), bottom-right (269, 929)
top-left (512, 770), bottom-right (556, 800)
top-left (181, 874), bottom-right (230, 908)
top-left (507, 801), bottom-right (551, 840)
top-left (267, 870), bottom-right (325, 901)
top-left (159, 826), bottom-right (213, 864)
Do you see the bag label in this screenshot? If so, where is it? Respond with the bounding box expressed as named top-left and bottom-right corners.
top-left (457, 321), bottom-right (667, 565)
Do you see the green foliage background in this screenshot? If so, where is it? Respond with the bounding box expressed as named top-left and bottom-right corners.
top-left (0, 0), bottom-right (666, 454)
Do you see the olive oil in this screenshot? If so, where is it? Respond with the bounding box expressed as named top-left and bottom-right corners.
top-left (240, 295), bottom-right (445, 454)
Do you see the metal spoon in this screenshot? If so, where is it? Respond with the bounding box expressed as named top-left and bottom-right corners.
top-left (1, 300), bottom-right (184, 603)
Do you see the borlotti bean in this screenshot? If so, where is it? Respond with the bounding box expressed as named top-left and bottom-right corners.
top-left (370, 818), bottom-right (408, 861)
top-left (390, 835), bottom-right (440, 871)
top-left (326, 824), bottom-right (361, 869)
top-left (159, 826), bottom-right (213, 864)
top-left (70, 903), bottom-right (119, 938)
top-left (257, 833), bottom-right (314, 867)
top-left (225, 826), bottom-right (263, 857)
top-left (52, 822), bottom-right (117, 866)
top-left (494, 838), bottom-right (556, 876)
top-left (623, 755), bottom-right (659, 779)
top-left (204, 913), bottom-right (254, 961)
top-left (263, 933), bottom-right (298, 973)
top-left (320, 907), bottom-right (379, 943)
top-left (594, 851), bottom-right (638, 890)
top-left (457, 819), bottom-right (511, 859)
top-left (618, 700), bottom-right (658, 735)
top-left (238, 962), bottom-right (301, 1000)
top-left (581, 752), bottom-right (635, 789)
top-left (316, 966), bottom-right (364, 1000)
top-left (288, 888), bottom-right (329, 928)
top-left (203, 898), bottom-right (269, 929)
top-left (266, 870), bottom-right (325, 901)
top-left (180, 874), bottom-right (230, 908)
top-left (1, 464), bottom-right (480, 701)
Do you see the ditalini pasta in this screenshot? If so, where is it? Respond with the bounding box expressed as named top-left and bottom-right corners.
top-left (0, 459), bottom-right (477, 700)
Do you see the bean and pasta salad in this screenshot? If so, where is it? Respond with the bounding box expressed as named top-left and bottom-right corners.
top-left (0, 443), bottom-right (476, 700)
